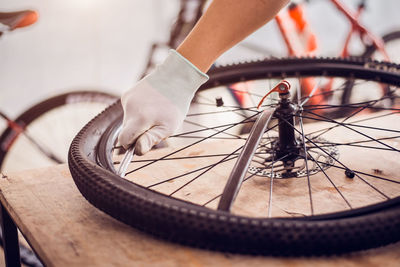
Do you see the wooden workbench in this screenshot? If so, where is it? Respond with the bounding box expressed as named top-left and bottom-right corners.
top-left (0, 164), bottom-right (399, 266)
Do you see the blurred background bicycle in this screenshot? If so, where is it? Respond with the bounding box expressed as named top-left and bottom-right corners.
top-left (1, 0), bottom-right (399, 125)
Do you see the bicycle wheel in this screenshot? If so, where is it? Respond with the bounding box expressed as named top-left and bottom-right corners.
top-left (0, 91), bottom-right (117, 172)
top-left (69, 57), bottom-right (400, 256)
top-left (363, 30), bottom-right (400, 63)
top-left (341, 30), bottom-right (400, 106)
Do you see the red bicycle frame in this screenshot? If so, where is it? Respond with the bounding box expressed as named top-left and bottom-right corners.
top-left (272, 0), bottom-right (390, 109)
top-left (332, 0), bottom-right (389, 60)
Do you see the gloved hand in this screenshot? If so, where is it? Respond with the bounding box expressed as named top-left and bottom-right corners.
top-left (118, 49), bottom-right (209, 155)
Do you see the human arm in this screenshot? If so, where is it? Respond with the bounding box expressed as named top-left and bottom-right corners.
top-left (177, 0), bottom-right (289, 72)
top-left (118, 0), bottom-right (289, 154)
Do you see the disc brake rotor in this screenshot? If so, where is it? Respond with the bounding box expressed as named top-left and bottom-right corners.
top-left (248, 136), bottom-right (339, 178)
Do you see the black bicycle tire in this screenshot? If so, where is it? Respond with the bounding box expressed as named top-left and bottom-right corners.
top-left (0, 90), bottom-right (117, 170)
top-left (341, 30), bottom-right (400, 105)
top-left (68, 57), bottom-right (400, 256)
top-left (362, 30), bottom-right (400, 59)
top-left (0, 90), bottom-right (117, 267)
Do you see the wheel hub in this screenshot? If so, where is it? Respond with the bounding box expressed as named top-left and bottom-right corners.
top-left (248, 136), bottom-right (339, 178)
top-left (249, 81), bottom-right (339, 178)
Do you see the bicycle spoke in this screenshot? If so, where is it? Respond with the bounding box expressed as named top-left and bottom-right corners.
top-left (306, 110), bottom-right (400, 153)
top-left (187, 106), bottom-right (259, 117)
top-left (298, 78), bottom-right (352, 102)
top-left (297, 113), bottom-right (400, 135)
top-left (300, 111), bottom-right (400, 138)
top-left (192, 98), bottom-right (273, 109)
top-left (300, 78), bottom-right (322, 107)
top-left (244, 81), bottom-right (260, 108)
top-left (228, 85), bottom-right (266, 99)
top-left (267, 152), bottom-right (276, 218)
top-left (126, 111), bottom-right (261, 175)
top-left (112, 73), bottom-right (399, 218)
top-left (103, 59), bottom-right (400, 223)
top-left (184, 119), bottom-right (245, 140)
top-left (303, 97), bottom-right (400, 112)
top-left (202, 153), bottom-right (289, 209)
top-left (305, 158), bottom-right (400, 185)
top-left (299, 79), bottom-right (397, 104)
top-left (120, 151), bottom-right (269, 164)
top-left (309, 135), bottom-right (400, 152)
top-left (304, 102), bottom-right (400, 112)
top-left (171, 135), bottom-right (246, 140)
top-left (172, 118), bottom-right (257, 138)
top-left (295, 77), bottom-right (315, 214)
top-left (201, 170), bottom-right (256, 207)
top-left (302, 151), bottom-right (352, 209)
top-left (279, 115), bottom-right (391, 199)
top-left (147, 153), bottom-right (240, 189)
top-left (169, 146), bottom-right (244, 196)
top-left (298, 106), bottom-right (314, 215)
top-left (304, 89), bottom-right (399, 138)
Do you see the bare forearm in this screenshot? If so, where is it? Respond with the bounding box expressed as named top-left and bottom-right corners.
top-left (177, 0), bottom-right (289, 72)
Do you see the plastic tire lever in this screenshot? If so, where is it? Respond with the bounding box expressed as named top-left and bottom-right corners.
top-left (117, 145), bottom-right (135, 177)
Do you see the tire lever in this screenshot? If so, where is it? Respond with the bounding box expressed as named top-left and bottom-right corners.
top-left (117, 145), bottom-right (135, 177)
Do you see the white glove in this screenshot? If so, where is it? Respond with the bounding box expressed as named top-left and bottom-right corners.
top-left (118, 50), bottom-right (209, 155)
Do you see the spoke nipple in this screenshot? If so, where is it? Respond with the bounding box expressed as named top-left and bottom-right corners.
top-left (215, 96), bottom-right (224, 107)
top-left (345, 169), bottom-right (355, 179)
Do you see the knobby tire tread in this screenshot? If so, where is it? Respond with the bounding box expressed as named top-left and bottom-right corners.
top-left (68, 57), bottom-right (400, 256)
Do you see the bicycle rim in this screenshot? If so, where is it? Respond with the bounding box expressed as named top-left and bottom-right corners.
top-left (69, 57), bottom-right (400, 255)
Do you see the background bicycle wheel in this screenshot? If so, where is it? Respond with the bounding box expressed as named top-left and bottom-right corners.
top-left (1, 0), bottom-right (400, 130)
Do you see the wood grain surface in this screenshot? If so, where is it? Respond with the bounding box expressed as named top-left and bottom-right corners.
top-left (0, 164), bottom-right (399, 267)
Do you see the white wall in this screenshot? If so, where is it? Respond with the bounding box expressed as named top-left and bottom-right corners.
top-left (0, 0), bottom-right (178, 118)
top-left (1, 0), bottom-right (399, 121)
